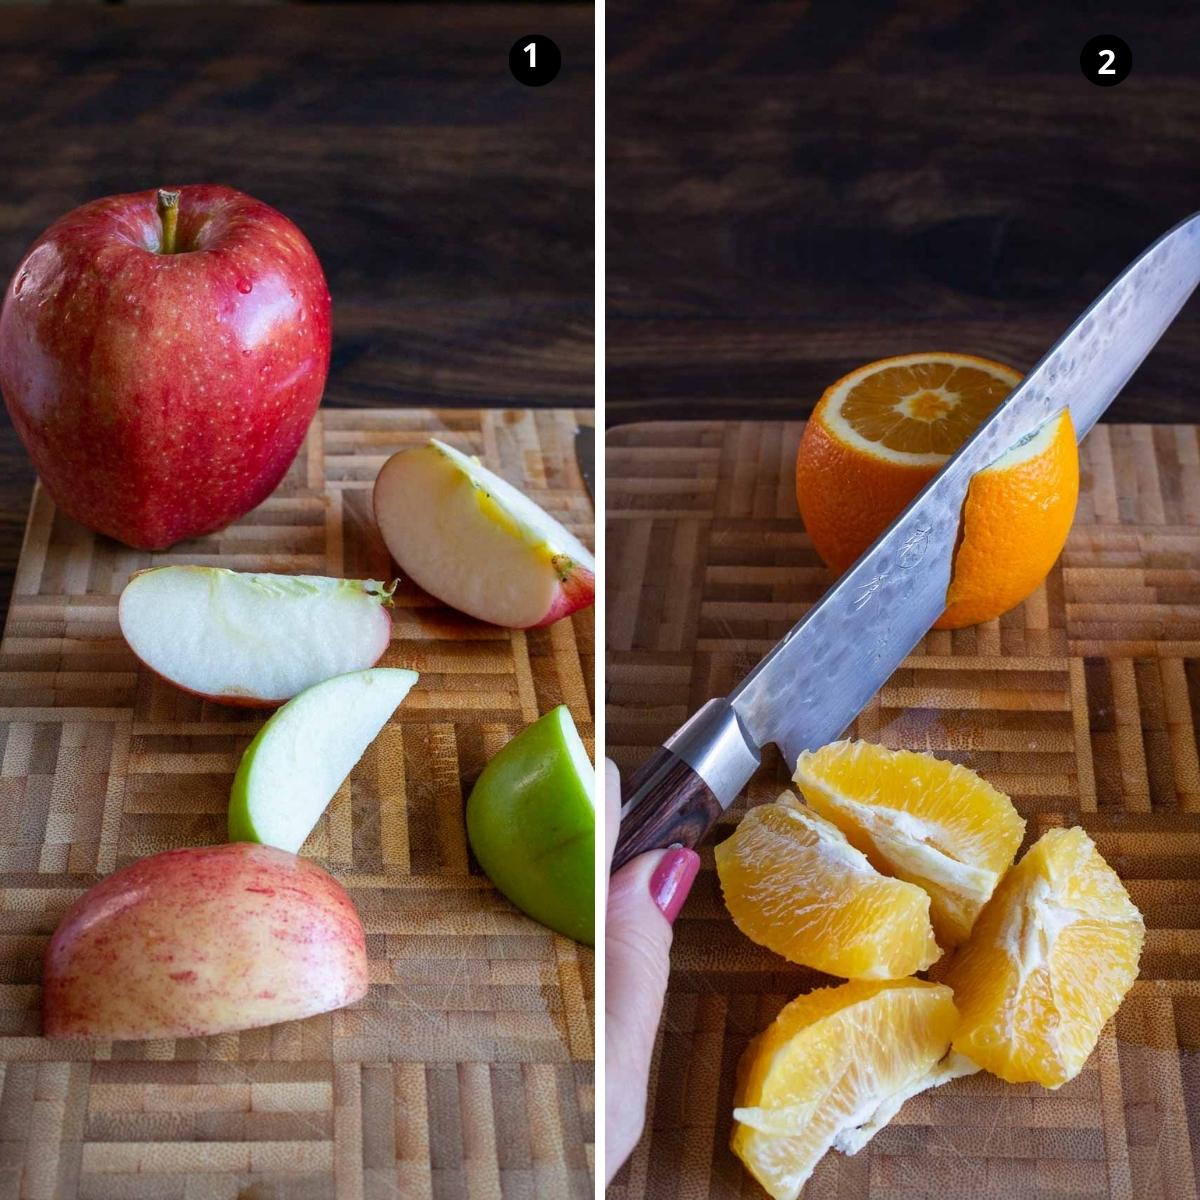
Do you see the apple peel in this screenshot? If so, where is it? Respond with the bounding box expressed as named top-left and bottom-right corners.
top-left (466, 705), bottom-right (595, 945)
top-left (42, 842), bottom-right (367, 1041)
top-left (373, 438), bottom-right (595, 628)
top-left (119, 566), bottom-right (395, 707)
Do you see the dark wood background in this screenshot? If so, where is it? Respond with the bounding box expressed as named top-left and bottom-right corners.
top-left (0, 4), bottom-right (593, 626)
top-left (607, 0), bottom-right (1200, 427)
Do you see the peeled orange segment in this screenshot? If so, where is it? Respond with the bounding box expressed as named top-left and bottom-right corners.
top-left (946, 826), bottom-right (1144, 1088)
top-left (794, 740), bottom-right (1025, 948)
top-left (795, 352), bottom-right (1080, 629)
top-left (714, 794), bottom-right (940, 979)
top-left (731, 979), bottom-right (968, 1200)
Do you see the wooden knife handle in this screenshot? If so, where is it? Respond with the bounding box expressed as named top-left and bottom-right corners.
top-left (612, 746), bottom-right (723, 872)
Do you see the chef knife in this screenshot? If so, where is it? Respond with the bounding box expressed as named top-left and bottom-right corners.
top-left (575, 424), bottom-right (595, 502)
top-left (614, 211), bottom-right (1200, 871)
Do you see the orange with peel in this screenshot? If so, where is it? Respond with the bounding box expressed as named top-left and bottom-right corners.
top-left (795, 352), bottom-right (1079, 629)
top-left (941, 408), bottom-right (1079, 627)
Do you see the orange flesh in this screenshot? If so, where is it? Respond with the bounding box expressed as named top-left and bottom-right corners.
top-left (946, 826), bottom-right (1143, 1088)
top-left (839, 361), bottom-right (1012, 456)
top-left (715, 794), bottom-right (940, 980)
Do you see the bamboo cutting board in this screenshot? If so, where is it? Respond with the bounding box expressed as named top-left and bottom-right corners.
top-left (0, 407), bottom-right (595, 1200)
top-left (607, 420), bottom-right (1200, 1200)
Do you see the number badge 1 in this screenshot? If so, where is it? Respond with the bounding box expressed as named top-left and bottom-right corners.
top-left (510, 34), bottom-right (562, 87)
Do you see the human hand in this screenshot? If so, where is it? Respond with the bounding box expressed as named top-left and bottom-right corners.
top-left (603, 759), bottom-right (701, 1182)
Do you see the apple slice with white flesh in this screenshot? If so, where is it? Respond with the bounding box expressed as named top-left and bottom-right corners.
top-left (228, 667), bottom-right (418, 853)
top-left (119, 566), bottom-right (394, 707)
top-left (372, 438), bottom-right (595, 628)
top-left (43, 842), bottom-right (367, 1040)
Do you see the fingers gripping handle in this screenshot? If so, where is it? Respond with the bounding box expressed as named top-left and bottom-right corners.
top-left (612, 699), bottom-right (761, 872)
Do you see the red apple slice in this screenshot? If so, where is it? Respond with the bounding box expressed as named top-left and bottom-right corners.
top-left (118, 566), bottom-right (393, 707)
top-left (372, 439), bottom-right (595, 628)
top-left (43, 842), bottom-right (367, 1040)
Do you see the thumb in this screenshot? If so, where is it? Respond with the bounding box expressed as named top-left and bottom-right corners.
top-left (604, 844), bottom-right (700, 1181)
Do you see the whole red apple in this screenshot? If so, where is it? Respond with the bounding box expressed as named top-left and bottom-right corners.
top-left (0, 185), bottom-right (331, 550)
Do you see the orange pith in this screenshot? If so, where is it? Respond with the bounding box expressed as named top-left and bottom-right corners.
top-left (794, 740), bottom-right (1025, 948)
top-left (714, 792), bottom-right (939, 980)
top-left (795, 353), bottom-right (1080, 629)
top-left (731, 978), bottom-right (964, 1200)
top-left (945, 826), bottom-right (1144, 1088)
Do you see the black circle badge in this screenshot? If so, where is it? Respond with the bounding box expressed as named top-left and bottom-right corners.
top-left (1080, 35), bottom-right (1131, 87)
top-left (510, 35), bottom-right (561, 87)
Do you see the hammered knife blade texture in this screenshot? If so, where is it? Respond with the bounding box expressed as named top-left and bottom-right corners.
top-left (733, 210), bottom-right (1200, 770)
top-left (574, 425), bottom-right (594, 502)
top-left (613, 211), bottom-right (1200, 872)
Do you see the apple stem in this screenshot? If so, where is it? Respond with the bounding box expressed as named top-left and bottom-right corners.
top-left (156, 189), bottom-right (181, 255)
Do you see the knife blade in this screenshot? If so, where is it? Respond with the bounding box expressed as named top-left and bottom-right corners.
top-left (613, 211), bottom-right (1200, 871)
top-left (575, 425), bottom-right (595, 502)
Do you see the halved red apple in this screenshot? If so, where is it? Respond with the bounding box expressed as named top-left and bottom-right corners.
top-left (118, 566), bottom-right (394, 707)
top-left (372, 438), bottom-right (595, 628)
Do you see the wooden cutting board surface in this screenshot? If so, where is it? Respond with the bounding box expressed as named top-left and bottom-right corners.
top-left (0, 407), bottom-right (595, 1200)
top-left (607, 420), bottom-right (1200, 1200)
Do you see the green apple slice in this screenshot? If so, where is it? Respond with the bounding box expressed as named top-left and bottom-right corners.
top-left (119, 566), bottom-right (394, 706)
top-left (229, 667), bottom-right (418, 853)
top-left (466, 705), bottom-right (595, 944)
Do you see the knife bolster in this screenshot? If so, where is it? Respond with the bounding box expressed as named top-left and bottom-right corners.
top-left (663, 698), bottom-right (762, 806)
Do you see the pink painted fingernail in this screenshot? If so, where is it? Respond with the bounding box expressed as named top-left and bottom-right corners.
top-left (649, 846), bottom-right (700, 924)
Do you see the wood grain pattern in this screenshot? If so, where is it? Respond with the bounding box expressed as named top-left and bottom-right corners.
top-left (607, 0), bottom-right (1200, 427)
top-left (0, 2), bottom-right (594, 630)
top-left (607, 419), bottom-right (1200, 1200)
top-left (0, 407), bottom-right (595, 1200)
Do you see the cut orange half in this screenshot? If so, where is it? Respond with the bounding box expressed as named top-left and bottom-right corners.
top-left (795, 353), bottom-right (1079, 629)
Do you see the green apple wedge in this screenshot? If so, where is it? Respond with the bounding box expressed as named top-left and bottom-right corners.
top-left (466, 705), bottom-right (595, 945)
top-left (229, 667), bottom-right (418, 853)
